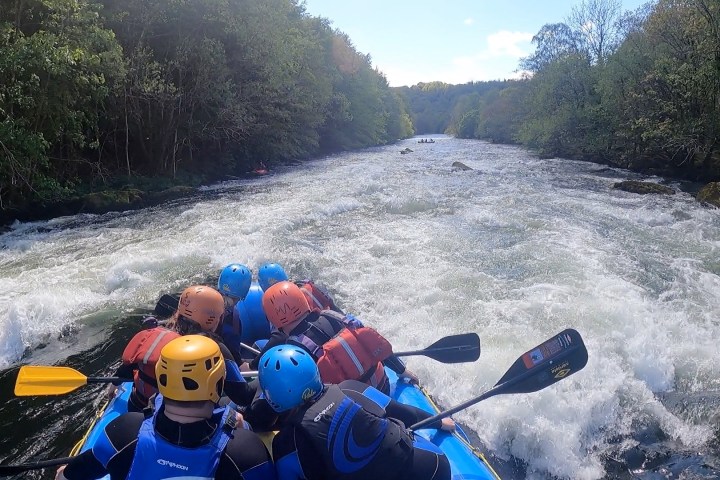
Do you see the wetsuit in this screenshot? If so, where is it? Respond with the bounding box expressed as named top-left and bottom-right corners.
top-left (272, 380), bottom-right (451, 480)
top-left (61, 401), bottom-right (276, 480)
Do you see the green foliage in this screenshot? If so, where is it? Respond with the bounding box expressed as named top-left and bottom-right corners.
top-left (0, 0), bottom-right (413, 219)
top-left (432, 0), bottom-right (720, 182)
top-left (398, 81), bottom-right (508, 134)
top-left (1, 0), bottom-right (123, 208)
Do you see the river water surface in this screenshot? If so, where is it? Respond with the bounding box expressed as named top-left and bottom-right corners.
top-left (0, 136), bottom-right (718, 479)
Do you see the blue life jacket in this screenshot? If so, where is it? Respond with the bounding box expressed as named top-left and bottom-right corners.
top-left (125, 396), bottom-right (235, 480)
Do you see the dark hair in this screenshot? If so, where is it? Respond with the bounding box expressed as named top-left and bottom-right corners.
top-left (173, 316), bottom-right (202, 335)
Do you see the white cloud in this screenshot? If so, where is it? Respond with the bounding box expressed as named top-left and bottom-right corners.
top-left (436, 30), bottom-right (534, 82)
top-left (482, 30), bottom-right (534, 59)
top-left (464, 18), bottom-right (475, 26)
top-left (373, 30), bottom-right (535, 86)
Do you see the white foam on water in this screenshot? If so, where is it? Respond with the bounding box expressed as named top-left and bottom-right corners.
top-left (1, 137), bottom-right (718, 478)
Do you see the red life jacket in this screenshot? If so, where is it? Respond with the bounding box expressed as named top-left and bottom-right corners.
top-left (290, 311), bottom-right (393, 389)
top-left (122, 327), bottom-right (180, 403)
top-left (296, 280), bottom-right (336, 312)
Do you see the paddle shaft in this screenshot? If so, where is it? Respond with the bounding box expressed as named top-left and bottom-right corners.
top-left (87, 376), bottom-right (125, 384)
top-left (0, 456), bottom-right (75, 476)
top-left (410, 385), bottom-right (503, 430)
top-left (394, 345), bottom-right (475, 357)
top-left (410, 329), bottom-right (587, 430)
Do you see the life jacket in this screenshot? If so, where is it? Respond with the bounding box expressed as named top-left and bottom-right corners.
top-left (290, 311), bottom-right (393, 389)
top-left (289, 384), bottom-right (413, 480)
top-left (121, 327), bottom-right (181, 406)
top-left (296, 279), bottom-right (337, 312)
top-left (125, 396), bottom-right (236, 480)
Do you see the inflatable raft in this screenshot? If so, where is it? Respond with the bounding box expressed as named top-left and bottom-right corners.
top-left (72, 373), bottom-right (500, 480)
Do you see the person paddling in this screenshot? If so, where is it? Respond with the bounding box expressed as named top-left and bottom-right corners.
top-left (56, 335), bottom-right (276, 480)
top-left (257, 262), bottom-right (344, 313)
top-left (217, 263), bottom-right (253, 359)
top-left (247, 281), bottom-right (418, 393)
top-left (258, 345), bottom-right (452, 480)
top-left (113, 285), bottom-right (255, 411)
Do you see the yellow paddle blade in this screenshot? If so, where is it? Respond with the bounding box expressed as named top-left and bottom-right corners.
top-left (14, 366), bottom-right (89, 396)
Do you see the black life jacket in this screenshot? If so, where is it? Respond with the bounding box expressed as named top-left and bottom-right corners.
top-left (289, 385), bottom-right (413, 480)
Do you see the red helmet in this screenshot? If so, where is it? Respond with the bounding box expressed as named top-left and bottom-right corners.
top-left (177, 285), bottom-right (224, 332)
top-left (262, 281), bottom-right (311, 328)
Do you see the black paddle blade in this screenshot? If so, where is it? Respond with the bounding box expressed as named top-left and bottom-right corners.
top-left (422, 333), bottom-right (480, 363)
top-left (153, 293), bottom-right (180, 318)
top-left (494, 328), bottom-right (588, 395)
top-left (392, 333), bottom-right (481, 363)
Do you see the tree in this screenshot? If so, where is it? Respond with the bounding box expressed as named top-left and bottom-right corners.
top-left (0, 0), bottom-right (123, 207)
top-left (568, 0), bottom-right (623, 65)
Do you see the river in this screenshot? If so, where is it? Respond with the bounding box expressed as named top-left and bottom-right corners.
top-left (0, 136), bottom-right (718, 479)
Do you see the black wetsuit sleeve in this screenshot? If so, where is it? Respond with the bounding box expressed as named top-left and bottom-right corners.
top-left (215, 428), bottom-right (275, 480)
top-left (384, 399), bottom-right (440, 429)
top-left (63, 412), bottom-right (142, 480)
top-left (339, 380), bottom-right (441, 430)
top-left (248, 330), bottom-right (288, 370)
top-left (224, 377), bottom-right (257, 407)
top-left (382, 355), bottom-right (406, 374)
top-left (209, 341), bottom-right (255, 407)
top-left (112, 363), bottom-right (135, 386)
top-left (241, 379), bottom-right (280, 432)
top-left (61, 449), bottom-right (106, 479)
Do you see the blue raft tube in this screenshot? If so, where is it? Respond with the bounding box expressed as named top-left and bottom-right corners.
top-left (71, 373), bottom-right (501, 480)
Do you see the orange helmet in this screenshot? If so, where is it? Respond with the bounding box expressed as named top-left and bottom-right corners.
top-left (177, 285), bottom-right (225, 332)
top-left (262, 281), bottom-right (311, 328)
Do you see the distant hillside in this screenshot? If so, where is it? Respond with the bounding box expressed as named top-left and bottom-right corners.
top-left (394, 81), bottom-right (509, 134)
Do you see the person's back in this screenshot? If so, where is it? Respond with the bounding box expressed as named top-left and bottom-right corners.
top-left (254, 281), bottom-right (418, 393)
top-left (115, 285), bottom-right (255, 411)
top-left (257, 262), bottom-right (343, 313)
top-left (115, 325), bottom-right (181, 412)
top-left (56, 335), bottom-right (275, 480)
top-left (217, 263), bottom-right (253, 358)
top-left (257, 346), bottom-right (451, 480)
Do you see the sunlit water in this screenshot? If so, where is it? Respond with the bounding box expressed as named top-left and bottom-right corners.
top-left (1, 136), bottom-right (718, 479)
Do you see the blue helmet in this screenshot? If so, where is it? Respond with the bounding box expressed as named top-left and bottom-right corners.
top-left (257, 263), bottom-right (288, 291)
top-left (258, 345), bottom-right (322, 412)
top-left (217, 264), bottom-right (252, 300)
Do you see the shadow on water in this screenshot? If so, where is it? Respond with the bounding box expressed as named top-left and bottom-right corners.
top-left (0, 317), bottom-right (140, 479)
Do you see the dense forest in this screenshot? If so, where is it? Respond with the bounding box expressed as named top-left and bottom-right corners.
top-left (3, 0), bottom-right (720, 225)
top-left (400, 0), bottom-right (720, 184)
top-left (0, 0), bottom-right (414, 222)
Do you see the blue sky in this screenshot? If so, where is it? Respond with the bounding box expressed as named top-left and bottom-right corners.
top-left (301, 0), bottom-right (649, 87)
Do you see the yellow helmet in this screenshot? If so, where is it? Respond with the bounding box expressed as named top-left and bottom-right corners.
top-left (177, 285), bottom-right (225, 332)
top-left (155, 335), bottom-right (226, 403)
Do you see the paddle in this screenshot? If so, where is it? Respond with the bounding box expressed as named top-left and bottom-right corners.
top-left (410, 328), bottom-right (588, 430)
top-left (0, 455), bottom-right (75, 476)
top-left (393, 333), bottom-right (480, 364)
top-left (14, 366), bottom-right (259, 397)
top-left (154, 293), bottom-right (180, 318)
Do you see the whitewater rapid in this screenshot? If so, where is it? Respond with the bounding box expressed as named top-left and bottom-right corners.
top-left (1, 136), bottom-right (718, 479)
